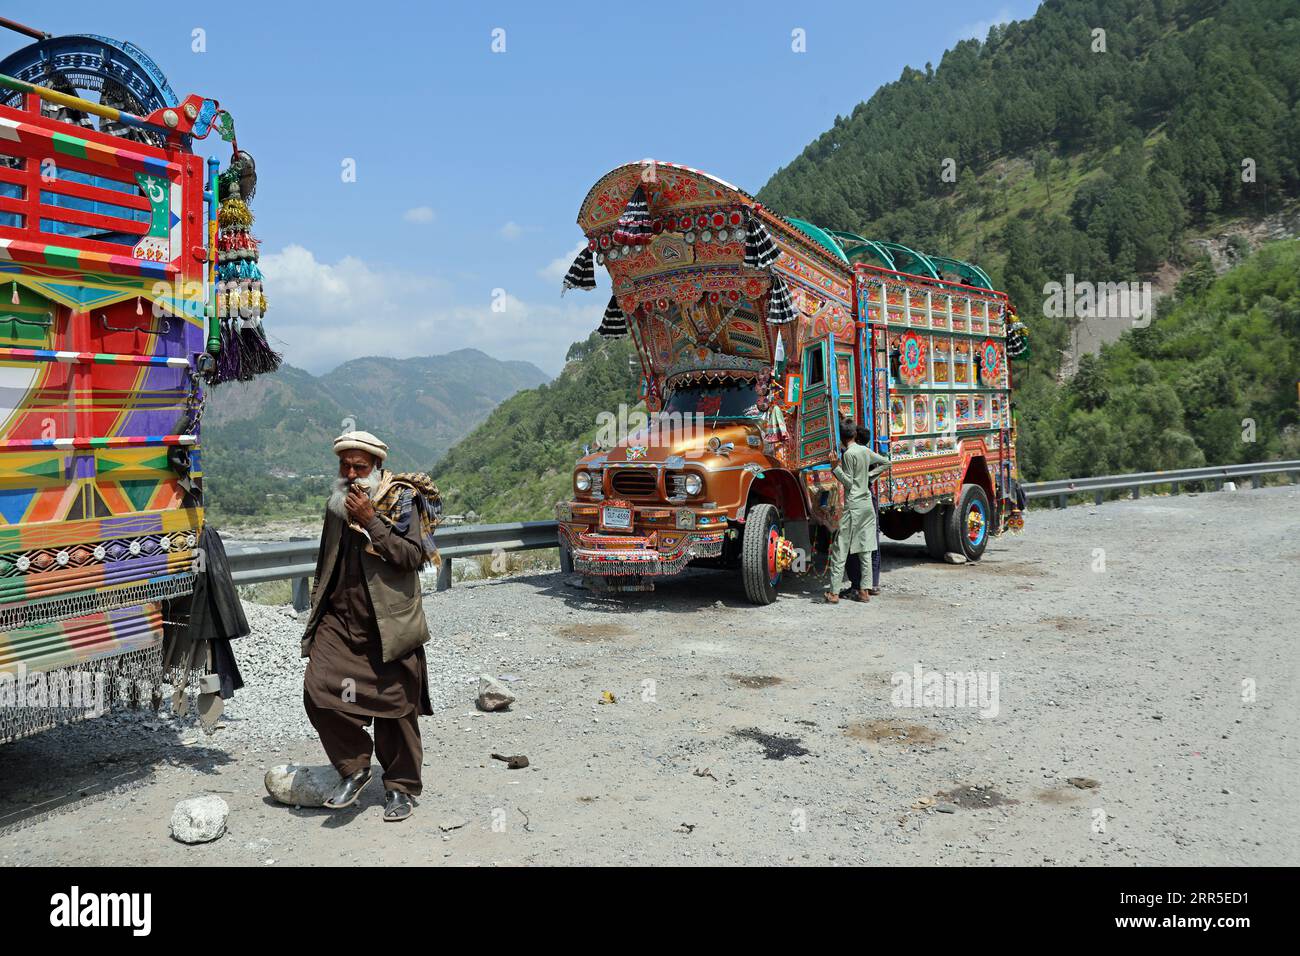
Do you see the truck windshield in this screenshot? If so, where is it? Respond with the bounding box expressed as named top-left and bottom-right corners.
top-left (663, 380), bottom-right (760, 419)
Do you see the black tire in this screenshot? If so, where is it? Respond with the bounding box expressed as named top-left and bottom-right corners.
top-left (922, 505), bottom-right (948, 559)
top-left (741, 502), bottom-right (783, 605)
top-left (945, 483), bottom-right (992, 560)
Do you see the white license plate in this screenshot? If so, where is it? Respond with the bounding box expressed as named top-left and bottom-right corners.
top-left (602, 506), bottom-right (632, 529)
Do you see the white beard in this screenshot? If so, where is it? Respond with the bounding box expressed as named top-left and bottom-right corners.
top-left (327, 469), bottom-right (381, 520)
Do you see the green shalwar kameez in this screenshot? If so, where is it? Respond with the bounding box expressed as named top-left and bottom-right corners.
top-left (826, 442), bottom-right (891, 593)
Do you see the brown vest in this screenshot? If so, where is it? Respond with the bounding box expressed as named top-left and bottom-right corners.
top-left (300, 509), bottom-right (430, 663)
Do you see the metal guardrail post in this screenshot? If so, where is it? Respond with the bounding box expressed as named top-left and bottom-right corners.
top-left (1131, 486), bottom-right (1141, 499)
top-left (292, 577), bottom-right (311, 613)
top-left (436, 559), bottom-right (452, 592)
top-left (1252, 475), bottom-right (1263, 490)
top-left (1094, 491), bottom-right (1104, 505)
top-left (559, 541), bottom-right (573, 573)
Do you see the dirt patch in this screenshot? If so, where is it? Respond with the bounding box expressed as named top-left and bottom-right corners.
top-left (727, 674), bottom-right (784, 689)
top-left (846, 720), bottom-right (945, 747)
top-left (732, 728), bottom-right (811, 761)
top-left (556, 622), bottom-right (630, 642)
top-left (1039, 616), bottom-right (1090, 633)
top-left (1036, 787), bottom-right (1084, 805)
top-left (936, 785), bottom-right (1019, 809)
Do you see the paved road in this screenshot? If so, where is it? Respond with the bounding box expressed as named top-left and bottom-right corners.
top-left (1, 485), bottom-right (1296, 866)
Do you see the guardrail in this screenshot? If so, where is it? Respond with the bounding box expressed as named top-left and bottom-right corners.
top-left (226, 460), bottom-right (1300, 610)
top-left (228, 521), bottom-right (563, 610)
top-left (1022, 460), bottom-right (1300, 508)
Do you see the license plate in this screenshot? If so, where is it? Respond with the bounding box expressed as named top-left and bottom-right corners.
top-left (602, 506), bottom-right (632, 530)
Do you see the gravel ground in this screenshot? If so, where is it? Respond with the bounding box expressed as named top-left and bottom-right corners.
top-left (0, 484), bottom-right (1296, 866)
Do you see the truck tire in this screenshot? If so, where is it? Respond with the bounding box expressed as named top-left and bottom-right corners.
top-left (922, 505), bottom-right (948, 559)
top-left (945, 483), bottom-right (991, 560)
top-left (741, 503), bottom-right (783, 605)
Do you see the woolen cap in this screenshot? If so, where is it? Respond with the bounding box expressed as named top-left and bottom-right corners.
top-left (333, 430), bottom-right (388, 461)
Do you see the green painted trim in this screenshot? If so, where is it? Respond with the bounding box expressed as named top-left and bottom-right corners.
top-left (876, 242), bottom-right (940, 279)
top-left (785, 218), bottom-right (851, 264)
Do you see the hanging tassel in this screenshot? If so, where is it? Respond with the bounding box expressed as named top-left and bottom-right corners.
top-left (598, 294), bottom-right (627, 337)
top-left (744, 213), bottom-right (780, 270)
top-left (612, 185), bottom-right (653, 246)
top-left (765, 273), bottom-right (797, 325)
top-left (135, 296), bottom-right (143, 315)
top-left (561, 246), bottom-right (596, 294)
top-left (10, 282), bottom-right (18, 306)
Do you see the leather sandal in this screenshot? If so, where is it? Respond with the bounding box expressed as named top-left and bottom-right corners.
top-left (824, 592), bottom-right (840, 604)
top-left (383, 790), bottom-right (413, 822)
top-left (323, 768), bottom-right (371, 810)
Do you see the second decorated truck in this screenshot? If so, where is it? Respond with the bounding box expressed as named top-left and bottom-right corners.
top-left (555, 161), bottom-right (1028, 603)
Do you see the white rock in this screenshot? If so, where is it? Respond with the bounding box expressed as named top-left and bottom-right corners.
top-left (944, 552), bottom-right (968, 564)
top-left (170, 795), bottom-right (229, 844)
top-left (1222, 481), bottom-right (1237, 492)
top-left (476, 675), bottom-right (516, 712)
top-left (264, 763), bottom-right (342, 807)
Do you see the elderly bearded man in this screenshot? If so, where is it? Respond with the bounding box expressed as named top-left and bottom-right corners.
top-left (301, 430), bottom-right (442, 822)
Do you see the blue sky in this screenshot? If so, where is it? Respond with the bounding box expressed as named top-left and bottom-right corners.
top-left (4, 1), bottom-right (1040, 376)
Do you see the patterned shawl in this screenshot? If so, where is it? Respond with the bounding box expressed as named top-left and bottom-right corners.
top-left (347, 471), bottom-right (443, 568)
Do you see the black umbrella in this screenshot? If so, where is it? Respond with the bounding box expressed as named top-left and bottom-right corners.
top-left (744, 214), bottom-right (780, 270)
top-left (613, 185), bottom-right (654, 245)
top-left (562, 246), bottom-right (596, 294)
top-left (599, 294), bottom-right (628, 336)
top-left (766, 273), bottom-right (797, 324)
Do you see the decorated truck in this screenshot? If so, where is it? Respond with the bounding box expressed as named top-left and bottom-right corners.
top-left (0, 26), bottom-right (274, 743)
top-left (555, 161), bottom-right (1028, 603)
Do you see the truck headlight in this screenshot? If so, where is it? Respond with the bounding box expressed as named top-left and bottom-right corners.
top-left (684, 473), bottom-right (703, 496)
top-left (575, 471), bottom-right (592, 492)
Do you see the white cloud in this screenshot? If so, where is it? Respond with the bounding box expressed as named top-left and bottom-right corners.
top-left (259, 244), bottom-right (599, 376)
top-left (499, 220), bottom-right (526, 241)
top-left (403, 206), bottom-right (435, 224)
top-left (540, 240), bottom-right (589, 284)
top-left (953, 7), bottom-right (1014, 42)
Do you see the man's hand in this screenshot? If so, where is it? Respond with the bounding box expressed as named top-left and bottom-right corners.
top-left (345, 488), bottom-right (376, 525)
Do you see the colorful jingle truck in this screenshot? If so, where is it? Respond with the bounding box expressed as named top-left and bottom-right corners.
top-left (555, 161), bottom-right (1026, 604)
top-left (0, 27), bottom-right (267, 742)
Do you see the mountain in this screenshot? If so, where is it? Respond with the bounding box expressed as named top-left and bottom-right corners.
top-left (201, 349), bottom-right (549, 518)
top-left (430, 334), bottom-right (638, 521)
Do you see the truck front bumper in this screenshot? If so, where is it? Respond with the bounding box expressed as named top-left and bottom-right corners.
top-left (558, 525), bottom-right (726, 578)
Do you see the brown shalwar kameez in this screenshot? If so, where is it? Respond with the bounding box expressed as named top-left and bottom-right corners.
top-left (304, 512), bottom-right (432, 795)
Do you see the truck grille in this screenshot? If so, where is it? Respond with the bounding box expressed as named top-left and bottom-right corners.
top-left (610, 470), bottom-right (658, 497)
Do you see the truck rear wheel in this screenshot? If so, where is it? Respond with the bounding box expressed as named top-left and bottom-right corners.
top-left (945, 484), bottom-right (991, 560)
top-left (922, 506), bottom-right (948, 559)
top-left (741, 503), bottom-right (783, 605)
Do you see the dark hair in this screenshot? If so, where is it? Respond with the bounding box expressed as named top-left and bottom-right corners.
top-left (838, 422), bottom-right (855, 445)
top-left (855, 425), bottom-right (871, 446)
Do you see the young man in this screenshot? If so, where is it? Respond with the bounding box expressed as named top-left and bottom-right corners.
top-left (842, 426), bottom-right (885, 598)
top-left (825, 422), bottom-right (891, 604)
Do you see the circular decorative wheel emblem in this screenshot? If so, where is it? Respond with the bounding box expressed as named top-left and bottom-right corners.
top-left (16, 556), bottom-right (30, 571)
top-left (678, 215), bottom-right (692, 230)
top-left (129, 541), bottom-right (141, 555)
top-left (94, 545), bottom-right (107, 561)
top-left (729, 211), bottom-right (743, 227)
top-left (56, 550), bottom-right (69, 566)
top-left (967, 502), bottom-right (986, 545)
top-left (981, 339), bottom-right (1001, 381)
top-left (899, 331), bottom-right (927, 382)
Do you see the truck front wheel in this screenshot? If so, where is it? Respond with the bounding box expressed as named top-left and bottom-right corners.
top-left (945, 483), bottom-right (991, 560)
top-left (740, 503), bottom-right (783, 605)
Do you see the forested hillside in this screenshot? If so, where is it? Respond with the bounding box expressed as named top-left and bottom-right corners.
top-left (430, 334), bottom-right (638, 521)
